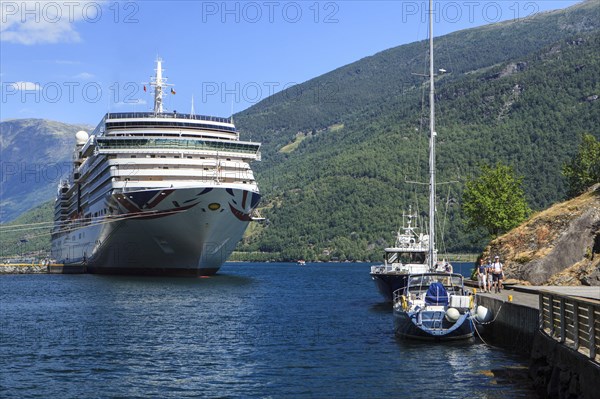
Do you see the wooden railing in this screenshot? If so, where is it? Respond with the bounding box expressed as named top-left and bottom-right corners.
top-left (539, 290), bottom-right (600, 363)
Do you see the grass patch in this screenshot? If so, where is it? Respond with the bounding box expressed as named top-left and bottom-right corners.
top-left (279, 133), bottom-right (306, 153)
top-left (329, 123), bottom-right (344, 132)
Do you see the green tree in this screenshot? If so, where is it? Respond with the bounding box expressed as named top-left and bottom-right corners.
top-left (462, 163), bottom-right (531, 237)
top-left (562, 134), bottom-right (600, 198)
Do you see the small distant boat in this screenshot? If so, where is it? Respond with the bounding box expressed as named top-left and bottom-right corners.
top-left (298, 260), bottom-right (306, 266)
top-left (393, 272), bottom-right (475, 340)
top-left (369, 208), bottom-right (434, 302)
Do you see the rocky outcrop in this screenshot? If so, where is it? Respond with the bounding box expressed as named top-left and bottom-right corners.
top-left (483, 185), bottom-right (600, 286)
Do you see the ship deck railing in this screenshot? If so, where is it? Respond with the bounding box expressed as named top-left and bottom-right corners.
top-left (106, 112), bottom-right (233, 124)
top-left (96, 137), bottom-right (260, 155)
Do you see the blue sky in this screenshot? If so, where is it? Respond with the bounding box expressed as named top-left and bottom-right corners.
top-left (1, 0), bottom-right (581, 125)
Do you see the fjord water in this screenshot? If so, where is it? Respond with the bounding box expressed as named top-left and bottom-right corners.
top-left (0, 263), bottom-right (534, 398)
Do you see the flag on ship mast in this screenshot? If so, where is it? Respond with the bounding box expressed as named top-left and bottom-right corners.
top-left (171, 88), bottom-right (176, 95)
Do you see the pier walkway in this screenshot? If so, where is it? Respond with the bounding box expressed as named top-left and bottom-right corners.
top-left (476, 285), bottom-right (600, 361)
top-left (475, 284), bottom-right (600, 399)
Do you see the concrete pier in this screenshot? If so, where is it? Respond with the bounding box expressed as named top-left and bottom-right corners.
top-left (0, 263), bottom-right (47, 274)
top-left (0, 263), bottom-right (87, 274)
top-left (476, 286), bottom-right (600, 399)
top-left (476, 289), bottom-right (539, 354)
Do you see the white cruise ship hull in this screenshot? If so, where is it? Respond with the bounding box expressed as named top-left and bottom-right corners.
top-left (51, 186), bottom-right (260, 275)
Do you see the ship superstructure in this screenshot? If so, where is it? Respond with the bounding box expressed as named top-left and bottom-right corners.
top-left (370, 209), bottom-right (436, 302)
top-left (51, 59), bottom-right (261, 275)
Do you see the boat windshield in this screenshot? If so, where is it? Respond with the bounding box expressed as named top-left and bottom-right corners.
top-left (386, 251), bottom-right (426, 264)
top-left (405, 273), bottom-right (463, 293)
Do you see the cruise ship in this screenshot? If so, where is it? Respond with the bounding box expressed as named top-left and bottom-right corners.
top-left (50, 59), bottom-right (261, 275)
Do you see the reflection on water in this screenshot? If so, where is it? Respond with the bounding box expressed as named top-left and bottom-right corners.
top-left (0, 262), bottom-right (535, 398)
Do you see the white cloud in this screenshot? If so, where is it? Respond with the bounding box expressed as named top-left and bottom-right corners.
top-left (0, 1), bottom-right (106, 45)
top-left (73, 72), bottom-right (94, 80)
top-left (54, 60), bottom-right (82, 65)
top-left (114, 99), bottom-right (147, 107)
top-left (8, 81), bottom-right (42, 91)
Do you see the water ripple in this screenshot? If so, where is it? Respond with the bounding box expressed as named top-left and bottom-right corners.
top-left (1, 263), bottom-right (535, 398)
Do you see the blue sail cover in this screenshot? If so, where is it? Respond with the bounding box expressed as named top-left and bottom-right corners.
top-left (424, 282), bottom-right (448, 305)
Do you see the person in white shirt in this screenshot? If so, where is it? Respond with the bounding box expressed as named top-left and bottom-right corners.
top-left (491, 255), bottom-right (503, 293)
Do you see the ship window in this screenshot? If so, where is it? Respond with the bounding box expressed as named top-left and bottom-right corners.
top-left (151, 155), bottom-right (155, 158)
top-left (131, 155), bottom-right (136, 158)
top-left (174, 156), bottom-right (180, 158)
top-left (227, 158), bottom-right (231, 161)
top-left (204, 168), bottom-right (209, 171)
top-left (187, 156), bottom-right (192, 159)
top-left (160, 155), bottom-right (166, 158)
top-left (163, 167), bottom-right (169, 169)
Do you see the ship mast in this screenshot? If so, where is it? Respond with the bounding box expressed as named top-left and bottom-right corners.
top-left (149, 57), bottom-right (173, 114)
top-left (428, 0), bottom-right (436, 270)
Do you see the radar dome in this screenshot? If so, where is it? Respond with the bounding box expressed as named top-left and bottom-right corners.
top-left (75, 130), bottom-right (89, 145)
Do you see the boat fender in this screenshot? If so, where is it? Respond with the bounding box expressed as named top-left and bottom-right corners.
top-left (475, 305), bottom-right (493, 323)
top-left (400, 295), bottom-right (408, 311)
top-left (469, 294), bottom-right (474, 309)
top-left (445, 307), bottom-right (460, 323)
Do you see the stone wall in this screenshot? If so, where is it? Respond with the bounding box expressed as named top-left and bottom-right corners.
top-left (530, 331), bottom-right (600, 399)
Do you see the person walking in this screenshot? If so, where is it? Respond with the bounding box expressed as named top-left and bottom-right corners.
top-left (486, 258), bottom-right (494, 293)
top-left (491, 255), bottom-right (504, 293)
top-left (477, 258), bottom-right (486, 292)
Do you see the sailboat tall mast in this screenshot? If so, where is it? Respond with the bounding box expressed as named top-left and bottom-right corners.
top-left (428, 0), bottom-right (436, 270)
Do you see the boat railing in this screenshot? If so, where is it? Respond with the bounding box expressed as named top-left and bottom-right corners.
top-left (392, 288), bottom-right (406, 305)
top-left (371, 264), bottom-right (399, 274)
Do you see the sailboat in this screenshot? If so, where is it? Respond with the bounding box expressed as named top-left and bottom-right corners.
top-left (392, 0), bottom-right (475, 340)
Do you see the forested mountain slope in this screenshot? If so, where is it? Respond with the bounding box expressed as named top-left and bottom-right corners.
top-left (0, 119), bottom-right (91, 222)
top-left (233, 0), bottom-right (600, 260)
